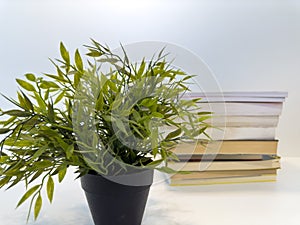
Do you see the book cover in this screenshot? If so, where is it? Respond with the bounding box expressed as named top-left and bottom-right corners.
top-left (172, 140), bottom-right (278, 155)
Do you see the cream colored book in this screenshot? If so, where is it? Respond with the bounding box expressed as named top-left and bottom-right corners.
top-left (201, 127), bottom-right (276, 140)
top-left (206, 116), bottom-right (279, 127)
top-left (168, 156), bottom-right (280, 171)
top-left (171, 169), bottom-right (276, 180)
top-left (193, 102), bottom-right (283, 116)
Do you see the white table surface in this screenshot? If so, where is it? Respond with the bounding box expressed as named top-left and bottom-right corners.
top-left (0, 157), bottom-right (299, 225)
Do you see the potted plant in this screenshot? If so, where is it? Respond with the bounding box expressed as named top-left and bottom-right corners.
top-left (0, 39), bottom-right (210, 225)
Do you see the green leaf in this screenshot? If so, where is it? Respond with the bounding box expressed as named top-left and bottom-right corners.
top-left (65, 145), bottom-right (74, 159)
top-left (16, 79), bottom-right (36, 92)
top-left (86, 50), bottom-right (102, 57)
top-left (44, 73), bottom-right (68, 83)
top-left (2, 116), bottom-right (17, 127)
top-left (21, 91), bottom-right (34, 111)
top-left (75, 49), bottom-right (83, 71)
top-left (34, 160), bottom-right (52, 169)
top-left (16, 185), bottom-right (40, 208)
top-left (17, 92), bottom-right (27, 110)
top-left (25, 73), bottom-right (36, 82)
top-left (44, 89), bottom-right (50, 100)
top-left (46, 176), bottom-right (54, 203)
top-left (165, 128), bottom-right (182, 140)
top-left (114, 119), bottom-right (128, 135)
top-left (58, 166), bottom-right (67, 183)
top-left (29, 170), bottom-right (44, 184)
top-left (0, 156), bottom-right (10, 163)
top-left (197, 115), bottom-right (211, 122)
top-left (34, 92), bottom-right (47, 111)
top-left (197, 111), bottom-right (212, 115)
top-left (54, 91), bottom-right (65, 105)
top-left (34, 194), bottom-right (42, 220)
top-left (147, 159), bottom-right (163, 167)
top-left (28, 147), bottom-right (46, 163)
top-left (60, 42), bottom-right (70, 64)
top-left (74, 73), bottom-right (80, 87)
top-left (48, 102), bottom-right (55, 122)
top-left (0, 176), bottom-right (11, 188)
top-left (3, 110), bottom-right (32, 117)
top-left (137, 60), bottom-right (146, 78)
top-left (156, 166), bottom-right (177, 174)
top-left (40, 81), bottom-right (60, 89)
top-left (0, 128), bottom-right (10, 134)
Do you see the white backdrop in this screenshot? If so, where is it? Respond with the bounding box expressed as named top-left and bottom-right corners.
top-left (0, 0), bottom-right (299, 156)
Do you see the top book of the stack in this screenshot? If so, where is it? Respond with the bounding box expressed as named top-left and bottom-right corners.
top-left (182, 91), bottom-right (288, 103)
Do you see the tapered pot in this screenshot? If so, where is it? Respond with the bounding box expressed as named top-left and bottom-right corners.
top-left (81, 169), bottom-right (154, 225)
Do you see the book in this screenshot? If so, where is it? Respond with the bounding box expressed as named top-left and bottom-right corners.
top-left (170, 168), bottom-right (276, 180)
top-left (169, 174), bottom-right (277, 186)
top-left (182, 91), bottom-right (288, 103)
top-left (202, 127), bottom-right (276, 140)
top-left (168, 155), bottom-right (280, 171)
top-left (205, 115), bottom-right (279, 127)
top-left (198, 102), bottom-right (283, 116)
top-left (177, 154), bottom-right (267, 161)
top-left (172, 140), bottom-right (278, 155)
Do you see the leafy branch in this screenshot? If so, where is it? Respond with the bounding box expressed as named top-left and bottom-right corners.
top-left (0, 39), bottom-right (211, 221)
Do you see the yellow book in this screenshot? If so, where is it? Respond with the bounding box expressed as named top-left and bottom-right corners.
top-left (169, 174), bottom-right (277, 186)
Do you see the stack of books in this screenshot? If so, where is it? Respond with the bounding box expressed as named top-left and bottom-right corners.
top-left (168, 92), bottom-right (287, 186)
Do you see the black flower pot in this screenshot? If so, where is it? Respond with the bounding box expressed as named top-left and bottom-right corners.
top-left (81, 169), bottom-right (154, 225)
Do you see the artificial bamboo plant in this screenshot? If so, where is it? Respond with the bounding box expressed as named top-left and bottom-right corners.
top-left (0, 39), bottom-right (211, 220)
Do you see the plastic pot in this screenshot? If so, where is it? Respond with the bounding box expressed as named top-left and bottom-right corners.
top-left (81, 169), bottom-right (154, 225)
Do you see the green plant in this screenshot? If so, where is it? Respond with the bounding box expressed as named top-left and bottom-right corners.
top-left (0, 39), bottom-right (211, 221)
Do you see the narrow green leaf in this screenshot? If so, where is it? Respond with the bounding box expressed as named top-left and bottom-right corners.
top-left (44, 89), bottom-right (50, 100)
top-left (17, 92), bottom-right (27, 110)
top-left (44, 73), bottom-right (67, 83)
top-left (34, 194), bottom-right (42, 220)
top-left (156, 166), bottom-right (177, 174)
top-left (65, 145), bottom-right (74, 159)
top-left (48, 102), bottom-right (55, 122)
top-left (197, 115), bottom-right (212, 122)
top-left (137, 60), bottom-right (146, 78)
top-left (46, 176), bottom-right (54, 203)
top-left (25, 73), bottom-right (36, 82)
top-left (0, 128), bottom-right (10, 134)
top-left (21, 91), bottom-right (34, 111)
top-left (34, 92), bottom-right (47, 111)
top-left (86, 50), bottom-right (101, 57)
top-left (2, 116), bottom-right (17, 127)
top-left (0, 176), bottom-right (11, 188)
top-left (40, 81), bottom-right (60, 89)
top-left (28, 147), bottom-right (46, 163)
top-left (16, 79), bottom-right (36, 92)
top-left (54, 91), bottom-right (65, 105)
top-left (197, 111), bottom-right (213, 115)
top-left (34, 160), bottom-right (52, 169)
top-left (75, 49), bottom-right (83, 71)
top-left (114, 119), bottom-right (128, 135)
top-left (60, 42), bottom-right (70, 64)
top-left (3, 110), bottom-right (32, 117)
top-left (16, 185), bottom-right (40, 208)
top-left (165, 128), bottom-right (182, 140)
top-left (58, 166), bottom-right (67, 183)
top-left (29, 170), bottom-right (44, 184)
top-left (0, 156), bottom-right (10, 163)
top-left (147, 159), bottom-right (164, 167)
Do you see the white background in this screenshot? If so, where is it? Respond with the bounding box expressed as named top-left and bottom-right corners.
top-left (0, 0), bottom-right (299, 156)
